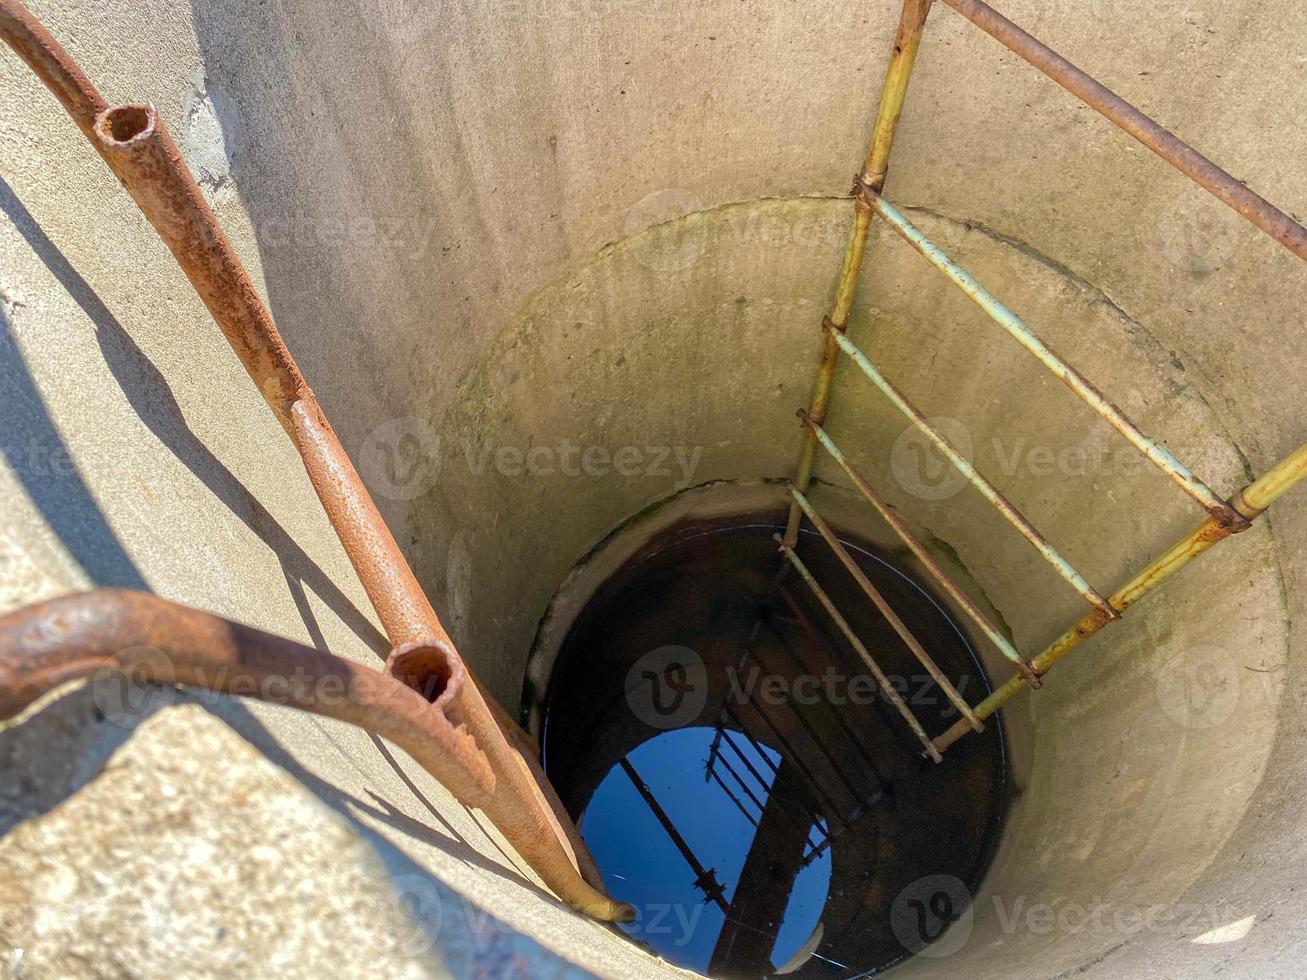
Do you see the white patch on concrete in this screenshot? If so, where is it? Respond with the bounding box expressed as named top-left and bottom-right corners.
top-left (444, 527), bottom-right (474, 636)
top-left (181, 79), bottom-right (239, 207)
top-left (1191, 914), bottom-right (1256, 944)
top-left (186, 839), bottom-right (217, 866)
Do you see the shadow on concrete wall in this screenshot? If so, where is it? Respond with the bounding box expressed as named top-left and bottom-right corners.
top-left (0, 309), bottom-right (148, 593)
top-left (0, 174), bottom-right (577, 960)
top-left (0, 177), bottom-right (386, 655)
top-left (0, 287), bottom-right (154, 833)
top-left (186, 0), bottom-right (464, 478)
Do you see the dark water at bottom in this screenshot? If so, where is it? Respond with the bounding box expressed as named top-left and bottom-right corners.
top-left (541, 519), bottom-right (1009, 977)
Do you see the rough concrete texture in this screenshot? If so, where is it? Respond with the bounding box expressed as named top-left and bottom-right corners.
top-left (1, 0), bottom-right (1306, 977)
top-left (0, 698), bottom-right (608, 980)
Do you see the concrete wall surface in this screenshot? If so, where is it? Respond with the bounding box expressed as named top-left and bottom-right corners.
top-left (1, 0), bottom-right (1305, 977)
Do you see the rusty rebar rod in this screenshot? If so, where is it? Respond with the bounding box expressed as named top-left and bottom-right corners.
top-left (709, 767), bottom-right (761, 828)
top-left (715, 726), bottom-right (826, 847)
top-left (775, 536), bottom-right (943, 762)
top-left (932, 438), bottom-right (1307, 753)
top-left (0, 590), bottom-right (494, 806)
top-left (771, 587), bottom-right (892, 794)
top-left (0, 0), bottom-right (103, 136)
top-left (939, 0), bottom-right (1307, 263)
top-left (783, 0), bottom-right (936, 548)
top-left (788, 487), bottom-right (991, 718)
top-left (0, 0), bottom-right (627, 922)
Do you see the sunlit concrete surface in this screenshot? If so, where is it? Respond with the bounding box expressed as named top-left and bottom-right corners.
top-left (2, 0), bottom-right (1305, 976)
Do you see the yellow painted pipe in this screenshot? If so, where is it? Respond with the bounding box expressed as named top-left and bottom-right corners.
top-left (933, 439), bottom-right (1307, 753)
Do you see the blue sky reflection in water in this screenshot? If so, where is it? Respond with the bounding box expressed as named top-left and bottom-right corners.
top-left (544, 522), bottom-right (1008, 974)
top-left (579, 727), bottom-right (832, 973)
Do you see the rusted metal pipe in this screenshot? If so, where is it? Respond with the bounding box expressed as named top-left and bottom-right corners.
top-left (861, 0), bottom-right (937, 194)
top-left (940, 0), bottom-right (1307, 263)
top-left (788, 486), bottom-right (989, 722)
top-left (932, 439), bottom-right (1307, 753)
top-left (1, 4), bottom-right (306, 426)
top-left (0, 0), bottom-right (627, 923)
top-left (92, 102), bottom-right (308, 428)
top-left (776, 535), bottom-right (944, 762)
top-left (783, 0), bottom-right (936, 547)
top-left (0, 0), bottom-right (104, 138)
top-left (0, 589), bottom-right (494, 807)
top-left (621, 758), bottom-right (729, 913)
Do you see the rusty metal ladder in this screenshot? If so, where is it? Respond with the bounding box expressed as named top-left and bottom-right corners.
top-left (779, 0), bottom-right (1307, 760)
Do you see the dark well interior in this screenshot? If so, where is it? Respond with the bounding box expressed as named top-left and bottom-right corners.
top-left (541, 516), bottom-right (1008, 976)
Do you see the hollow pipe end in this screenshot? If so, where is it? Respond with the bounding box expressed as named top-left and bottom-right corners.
top-left (93, 102), bottom-right (156, 147)
top-left (385, 638), bottom-right (466, 713)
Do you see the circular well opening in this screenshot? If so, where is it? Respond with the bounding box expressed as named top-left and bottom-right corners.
top-left (539, 513), bottom-right (1009, 976)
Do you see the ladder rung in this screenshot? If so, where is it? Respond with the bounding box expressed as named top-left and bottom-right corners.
top-left (775, 535), bottom-right (944, 762)
top-left (864, 192), bottom-right (1243, 529)
top-left (799, 416), bottom-right (1039, 687)
top-left (788, 486), bottom-right (988, 726)
top-left (830, 328), bottom-right (1116, 619)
